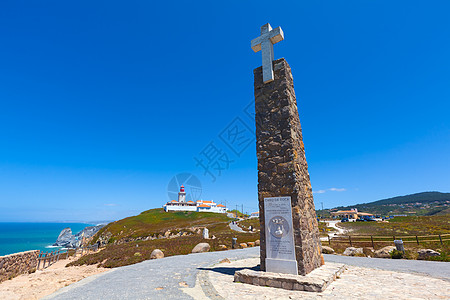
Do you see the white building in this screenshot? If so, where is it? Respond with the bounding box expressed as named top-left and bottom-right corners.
top-left (163, 185), bottom-right (227, 213)
top-left (249, 211), bottom-right (259, 219)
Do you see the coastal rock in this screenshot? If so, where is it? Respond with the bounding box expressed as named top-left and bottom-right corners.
top-left (417, 249), bottom-right (440, 260)
top-left (322, 246), bottom-right (335, 254)
top-left (374, 246), bottom-right (396, 258)
top-left (53, 228), bottom-right (76, 247)
top-left (53, 224), bottom-right (106, 248)
top-left (192, 243), bottom-right (210, 253)
top-left (75, 225), bottom-right (105, 240)
top-left (218, 245), bottom-right (227, 250)
top-left (343, 247), bottom-right (363, 256)
top-left (150, 249), bottom-right (164, 259)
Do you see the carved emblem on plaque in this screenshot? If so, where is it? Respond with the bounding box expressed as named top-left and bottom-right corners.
top-left (268, 216), bottom-right (290, 238)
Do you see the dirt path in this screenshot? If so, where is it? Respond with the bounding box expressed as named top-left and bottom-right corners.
top-left (326, 220), bottom-right (346, 237)
top-left (0, 256), bottom-right (109, 300)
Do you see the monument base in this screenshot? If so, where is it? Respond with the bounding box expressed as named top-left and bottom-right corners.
top-left (266, 258), bottom-right (298, 275)
top-left (234, 262), bottom-right (345, 292)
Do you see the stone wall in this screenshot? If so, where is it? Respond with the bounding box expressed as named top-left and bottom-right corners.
top-left (255, 58), bottom-right (323, 275)
top-left (0, 250), bottom-right (39, 282)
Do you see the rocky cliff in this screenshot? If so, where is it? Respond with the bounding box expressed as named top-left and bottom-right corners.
top-left (53, 224), bottom-right (105, 248)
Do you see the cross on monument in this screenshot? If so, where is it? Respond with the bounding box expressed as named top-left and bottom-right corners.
top-left (251, 23), bottom-right (284, 83)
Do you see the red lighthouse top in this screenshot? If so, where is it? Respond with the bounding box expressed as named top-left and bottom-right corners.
top-left (180, 185), bottom-right (185, 192)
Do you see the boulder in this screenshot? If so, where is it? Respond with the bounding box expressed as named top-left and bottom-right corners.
top-left (343, 247), bottom-right (363, 256)
top-left (192, 243), bottom-right (210, 253)
top-left (218, 244), bottom-right (227, 250)
top-left (150, 249), bottom-right (164, 259)
top-left (322, 246), bottom-right (335, 254)
top-left (240, 243), bottom-right (248, 248)
top-left (417, 249), bottom-right (440, 260)
top-left (255, 240), bottom-right (260, 246)
top-left (374, 246), bottom-right (396, 258)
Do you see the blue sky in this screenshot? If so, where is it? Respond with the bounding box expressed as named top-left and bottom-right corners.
top-left (0, 1), bottom-right (449, 221)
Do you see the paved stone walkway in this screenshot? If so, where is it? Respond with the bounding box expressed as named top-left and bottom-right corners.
top-left (43, 248), bottom-right (260, 300)
top-left (229, 222), bottom-right (245, 233)
top-left (209, 258), bottom-right (450, 299)
top-left (43, 247), bottom-right (449, 300)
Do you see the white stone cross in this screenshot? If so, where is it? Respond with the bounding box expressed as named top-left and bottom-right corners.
top-left (251, 23), bottom-right (284, 83)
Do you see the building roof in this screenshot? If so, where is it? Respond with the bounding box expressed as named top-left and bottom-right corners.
top-left (198, 204), bottom-right (211, 208)
top-left (217, 204), bottom-right (226, 207)
top-left (170, 200), bottom-right (178, 203)
top-left (251, 212), bottom-right (259, 215)
top-left (187, 200), bottom-right (194, 203)
top-left (331, 210), bottom-right (357, 214)
top-left (202, 200), bottom-right (213, 204)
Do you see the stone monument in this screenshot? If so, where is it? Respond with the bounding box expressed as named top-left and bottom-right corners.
top-left (251, 23), bottom-right (323, 276)
top-left (203, 228), bottom-right (209, 239)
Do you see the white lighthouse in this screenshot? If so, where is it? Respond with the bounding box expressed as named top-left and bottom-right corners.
top-left (178, 185), bottom-right (186, 203)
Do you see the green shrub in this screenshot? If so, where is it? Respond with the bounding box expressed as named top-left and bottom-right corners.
top-left (390, 249), bottom-right (404, 259)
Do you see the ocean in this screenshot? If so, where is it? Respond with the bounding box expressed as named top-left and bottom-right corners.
top-left (0, 222), bottom-right (94, 256)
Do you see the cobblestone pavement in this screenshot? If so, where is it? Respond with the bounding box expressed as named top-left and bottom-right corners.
top-left (209, 258), bottom-right (450, 300)
top-left (324, 254), bottom-right (450, 280)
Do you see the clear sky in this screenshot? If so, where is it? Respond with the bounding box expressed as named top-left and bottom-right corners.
top-left (0, 1), bottom-right (449, 222)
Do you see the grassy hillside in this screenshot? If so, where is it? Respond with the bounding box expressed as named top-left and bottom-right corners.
top-left (339, 215), bottom-right (450, 236)
top-left (70, 208), bottom-right (259, 268)
top-left (332, 191), bottom-right (450, 216)
top-left (94, 208), bottom-right (231, 243)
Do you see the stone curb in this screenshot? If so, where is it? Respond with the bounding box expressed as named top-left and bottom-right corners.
top-left (234, 263), bottom-right (345, 292)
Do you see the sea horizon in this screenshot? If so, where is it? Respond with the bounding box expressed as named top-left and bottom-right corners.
top-left (0, 222), bottom-right (98, 256)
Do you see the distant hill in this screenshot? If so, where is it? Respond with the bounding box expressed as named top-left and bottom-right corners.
top-left (332, 191), bottom-right (450, 216)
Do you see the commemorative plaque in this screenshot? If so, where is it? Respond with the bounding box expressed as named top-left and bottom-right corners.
top-left (264, 196), bottom-right (298, 275)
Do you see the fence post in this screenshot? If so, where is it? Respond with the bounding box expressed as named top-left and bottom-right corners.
top-left (371, 236), bottom-right (374, 249)
top-left (43, 253), bottom-right (48, 268)
top-left (439, 234), bottom-right (443, 245)
top-left (416, 236), bottom-right (419, 245)
top-left (393, 236), bottom-right (396, 241)
top-left (328, 235), bottom-right (331, 246)
top-left (37, 251), bottom-right (42, 270)
top-left (349, 236), bottom-right (352, 247)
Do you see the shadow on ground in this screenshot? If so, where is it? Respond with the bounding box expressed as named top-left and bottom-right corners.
top-left (199, 265), bottom-right (260, 276)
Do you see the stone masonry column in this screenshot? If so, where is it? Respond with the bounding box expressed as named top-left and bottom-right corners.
top-left (255, 58), bottom-right (323, 275)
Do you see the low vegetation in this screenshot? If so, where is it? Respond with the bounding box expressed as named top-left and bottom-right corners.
top-left (326, 215), bottom-right (449, 261)
top-left (94, 208), bottom-right (231, 242)
top-left (69, 208), bottom-right (449, 268)
top-left (338, 215), bottom-right (450, 236)
top-left (69, 209), bottom-right (259, 268)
